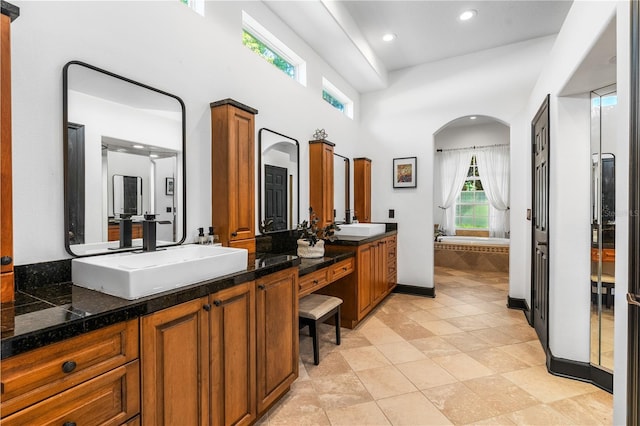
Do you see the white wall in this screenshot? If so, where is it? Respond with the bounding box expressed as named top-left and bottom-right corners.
top-left (433, 121), bottom-right (510, 229)
top-left (10, 0), bottom-right (360, 264)
top-left (359, 35), bottom-right (556, 289)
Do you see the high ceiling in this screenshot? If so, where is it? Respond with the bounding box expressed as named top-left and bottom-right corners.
top-left (264, 0), bottom-right (574, 93)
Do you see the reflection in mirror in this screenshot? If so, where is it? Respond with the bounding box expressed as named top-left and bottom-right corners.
top-left (113, 175), bottom-right (142, 216)
top-left (333, 153), bottom-right (351, 223)
top-left (63, 61), bottom-right (186, 256)
top-left (590, 85), bottom-right (616, 374)
top-left (258, 128), bottom-right (299, 233)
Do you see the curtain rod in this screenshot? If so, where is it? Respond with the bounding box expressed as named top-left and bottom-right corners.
top-left (436, 143), bottom-right (509, 153)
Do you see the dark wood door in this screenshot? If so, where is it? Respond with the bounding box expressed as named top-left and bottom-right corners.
top-left (265, 165), bottom-right (288, 231)
top-left (67, 123), bottom-right (85, 245)
top-left (532, 95), bottom-right (550, 349)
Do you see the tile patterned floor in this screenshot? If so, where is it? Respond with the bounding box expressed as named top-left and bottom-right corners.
top-left (257, 266), bottom-right (613, 425)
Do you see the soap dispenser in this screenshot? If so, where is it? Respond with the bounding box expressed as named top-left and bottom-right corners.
top-left (208, 226), bottom-right (219, 245)
top-left (198, 227), bottom-right (207, 245)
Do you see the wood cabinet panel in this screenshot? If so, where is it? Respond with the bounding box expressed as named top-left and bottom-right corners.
top-left (107, 223), bottom-right (143, 242)
top-left (255, 268), bottom-right (298, 414)
top-left (211, 101), bottom-right (257, 251)
top-left (309, 140), bottom-right (334, 228)
top-left (1, 361), bottom-right (139, 426)
top-left (1, 319), bottom-right (139, 417)
top-left (298, 268), bottom-right (329, 297)
top-left (210, 282), bottom-right (256, 426)
top-left (141, 298), bottom-right (209, 426)
top-left (329, 257), bottom-right (354, 282)
top-left (354, 158), bottom-right (372, 223)
top-left (1, 12), bottom-right (14, 301)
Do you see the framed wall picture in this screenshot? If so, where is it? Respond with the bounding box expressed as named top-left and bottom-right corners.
top-left (165, 177), bottom-right (174, 195)
top-left (393, 157), bottom-right (417, 188)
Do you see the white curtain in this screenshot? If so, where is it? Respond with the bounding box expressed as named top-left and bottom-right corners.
top-left (476, 145), bottom-right (510, 238)
top-left (438, 150), bottom-right (474, 235)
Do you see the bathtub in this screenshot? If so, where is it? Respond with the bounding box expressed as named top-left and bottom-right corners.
top-left (434, 236), bottom-right (509, 272)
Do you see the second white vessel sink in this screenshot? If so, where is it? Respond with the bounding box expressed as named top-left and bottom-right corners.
top-left (334, 223), bottom-right (386, 238)
top-left (72, 245), bottom-right (248, 300)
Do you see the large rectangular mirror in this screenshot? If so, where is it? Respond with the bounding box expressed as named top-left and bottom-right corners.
top-left (258, 128), bottom-right (299, 233)
top-left (63, 61), bottom-right (186, 256)
top-left (334, 152), bottom-right (351, 223)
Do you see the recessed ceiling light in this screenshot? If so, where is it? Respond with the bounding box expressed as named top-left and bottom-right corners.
top-left (382, 33), bottom-right (396, 42)
top-left (133, 144), bottom-right (144, 149)
top-left (459, 9), bottom-right (477, 21)
top-left (470, 116), bottom-right (477, 120)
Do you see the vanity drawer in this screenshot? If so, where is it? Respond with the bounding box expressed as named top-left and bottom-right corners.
top-left (299, 269), bottom-right (329, 297)
top-left (1, 361), bottom-right (140, 426)
top-left (1, 319), bottom-right (139, 417)
top-left (329, 258), bottom-right (354, 282)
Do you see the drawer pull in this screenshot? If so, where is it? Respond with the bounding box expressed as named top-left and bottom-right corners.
top-left (61, 361), bottom-right (77, 374)
top-left (258, 284), bottom-right (266, 290)
top-left (63, 422), bottom-right (77, 426)
top-left (203, 304), bottom-right (212, 311)
top-left (1, 256), bottom-right (12, 266)
top-left (213, 299), bottom-right (223, 307)
top-left (342, 267), bottom-right (347, 271)
top-left (313, 280), bottom-right (319, 285)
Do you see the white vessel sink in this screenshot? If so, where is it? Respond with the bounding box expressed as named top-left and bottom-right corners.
top-left (334, 223), bottom-right (386, 238)
top-left (72, 245), bottom-right (248, 300)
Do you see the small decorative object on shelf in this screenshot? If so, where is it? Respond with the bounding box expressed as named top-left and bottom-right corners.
top-left (296, 207), bottom-right (340, 258)
top-left (313, 128), bottom-right (328, 140)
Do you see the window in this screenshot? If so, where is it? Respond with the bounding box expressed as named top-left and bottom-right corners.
top-left (322, 77), bottom-right (354, 119)
top-left (179, 0), bottom-right (204, 16)
top-left (242, 11), bottom-right (307, 85)
top-left (455, 156), bottom-right (489, 229)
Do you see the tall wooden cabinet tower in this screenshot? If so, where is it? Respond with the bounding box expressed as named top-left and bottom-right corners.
top-left (210, 99), bottom-right (258, 253)
top-left (1, 2), bottom-right (19, 303)
top-left (308, 140), bottom-right (334, 228)
top-left (353, 157), bottom-right (372, 223)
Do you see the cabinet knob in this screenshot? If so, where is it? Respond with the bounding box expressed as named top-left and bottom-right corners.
top-left (342, 267), bottom-right (347, 271)
top-left (313, 279), bottom-right (319, 285)
top-left (231, 231), bottom-right (238, 237)
top-left (213, 299), bottom-right (222, 307)
top-left (258, 284), bottom-right (266, 290)
top-left (0, 256), bottom-right (11, 266)
top-left (203, 304), bottom-right (211, 311)
top-left (63, 422), bottom-right (77, 426)
top-left (61, 361), bottom-right (77, 374)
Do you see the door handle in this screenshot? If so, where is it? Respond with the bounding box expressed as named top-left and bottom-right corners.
top-left (627, 293), bottom-right (640, 307)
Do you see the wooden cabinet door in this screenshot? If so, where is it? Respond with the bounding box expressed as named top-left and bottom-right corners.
top-left (373, 240), bottom-right (388, 304)
top-left (141, 298), bottom-right (209, 426)
top-left (309, 140), bottom-right (334, 228)
top-left (1, 12), bottom-right (14, 302)
top-left (210, 282), bottom-right (256, 426)
top-left (354, 158), bottom-right (372, 223)
top-left (255, 268), bottom-right (298, 414)
top-left (357, 244), bottom-right (374, 315)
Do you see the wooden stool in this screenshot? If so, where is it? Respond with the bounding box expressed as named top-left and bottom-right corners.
top-left (299, 294), bottom-right (343, 365)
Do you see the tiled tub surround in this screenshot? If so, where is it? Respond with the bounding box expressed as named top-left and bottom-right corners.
top-left (434, 238), bottom-right (509, 273)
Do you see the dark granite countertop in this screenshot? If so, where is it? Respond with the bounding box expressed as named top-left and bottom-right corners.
top-left (329, 229), bottom-right (398, 246)
top-left (1, 253), bottom-right (300, 359)
top-left (298, 251), bottom-right (354, 275)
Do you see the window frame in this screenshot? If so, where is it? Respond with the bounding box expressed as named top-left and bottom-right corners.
top-left (322, 77), bottom-right (354, 119)
top-left (455, 155), bottom-right (489, 230)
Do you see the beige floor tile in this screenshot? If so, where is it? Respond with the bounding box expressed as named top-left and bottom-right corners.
top-left (390, 320), bottom-right (435, 340)
top-left (376, 391), bottom-right (453, 425)
top-left (396, 358), bottom-right (458, 389)
top-left (469, 327), bottom-right (524, 346)
top-left (408, 297), bottom-right (445, 310)
top-left (325, 401), bottom-right (391, 426)
top-left (410, 336), bottom-right (461, 357)
top-left (267, 380), bottom-right (330, 425)
top-left (311, 371), bottom-right (374, 409)
top-left (445, 314), bottom-right (494, 331)
top-left (466, 347), bottom-right (531, 373)
top-left (505, 404), bottom-right (575, 425)
top-left (549, 391), bottom-right (613, 425)
top-left (356, 366), bottom-right (418, 400)
top-left (441, 332), bottom-right (493, 352)
top-left (498, 341), bottom-right (546, 366)
top-left (358, 325), bottom-right (405, 345)
top-left (406, 309), bottom-right (441, 323)
top-left (303, 350), bottom-right (353, 378)
top-left (334, 330), bottom-right (372, 351)
top-left (340, 345), bottom-right (391, 371)
top-left (422, 382), bottom-right (501, 424)
top-left (463, 375), bottom-right (540, 414)
top-left (376, 340), bottom-right (427, 364)
top-left (418, 319), bottom-right (464, 336)
top-left (357, 316), bottom-right (389, 331)
top-left (428, 306), bottom-right (468, 319)
top-left (451, 303), bottom-right (488, 316)
top-left (465, 415), bottom-right (517, 425)
top-left (502, 365), bottom-right (596, 403)
top-left (432, 352), bottom-right (495, 381)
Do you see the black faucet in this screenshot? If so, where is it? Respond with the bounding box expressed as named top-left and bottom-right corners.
top-left (119, 214), bottom-right (133, 249)
top-left (142, 213), bottom-right (157, 252)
